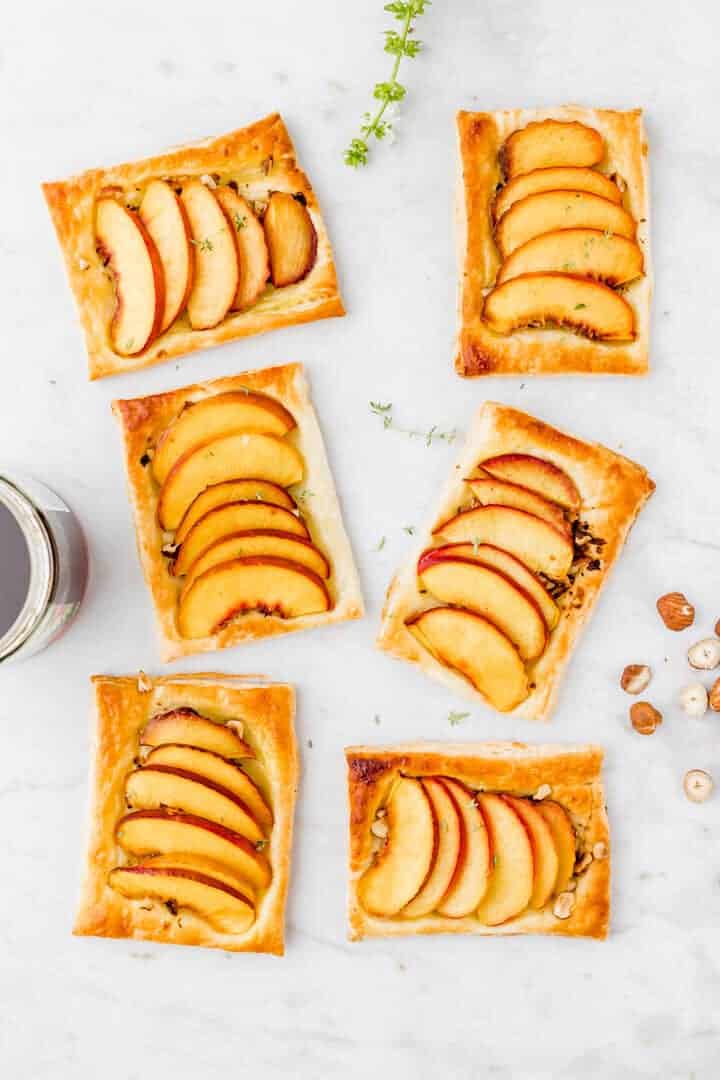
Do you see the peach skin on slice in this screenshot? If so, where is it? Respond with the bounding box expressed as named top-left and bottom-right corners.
top-left (406, 606), bottom-right (529, 712)
top-left (115, 809), bottom-right (271, 889)
top-left (263, 192), bottom-right (318, 287)
top-left (493, 166), bottom-right (621, 222)
top-left (181, 180), bottom-right (239, 330)
top-left (175, 480), bottom-right (297, 544)
top-left (401, 777), bottom-right (462, 918)
top-left (500, 119), bottom-right (604, 179)
top-left (95, 198), bottom-right (165, 356)
top-left (503, 795), bottom-right (559, 909)
top-left (108, 865), bottom-right (255, 934)
top-left (182, 531), bottom-right (330, 596)
top-left (464, 473), bottom-right (570, 536)
top-left (177, 556), bottom-right (331, 638)
top-left (435, 778), bottom-right (490, 917)
top-left (476, 794), bottom-right (534, 925)
top-left (214, 187), bottom-right (270, 311)
top-left (157, 432), bottom-right (304, 531)
top-left (482, 273), bottom-right (635, 341)
top-left (495, 190), bottom-right (636, 259)
top-left (357, 777), bottom-right (437, 917)
top-left (433, 504), bottom-right (574, 578)
top-left (173, 501), bottom-right (309, 577)
top-left (153, 390), bottom-right (296, 486)
top-left (417, 555), bottom-right (547, 661)
top-left (139, 179), bottom-right (194, 332)
top-left (140, 708), bottom-right (255, 760)
top-left (141, 852), bottom-right (257, 901)
top-left (497, 228), bottom-right (644, 287)
top-left (536, 800), bottom-right (577, 895)
top-left (479, 454), bottom-right (580, 512)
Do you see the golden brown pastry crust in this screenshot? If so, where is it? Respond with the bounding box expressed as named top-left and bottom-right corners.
top-left (346, 741), bottom-right (610, 941)
top-left (112, 362), bottom-right (364, 661)
top-left (377, 401), bottom-right (654, 719)
top-left (455, 106), bottom-right (651, 376)
top-left (42, 113), bottom-right (344, 380)
top-left (75, 673), bottom-right (298, 955)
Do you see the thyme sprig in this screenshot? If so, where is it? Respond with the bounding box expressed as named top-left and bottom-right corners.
top-left (345, 2), bottom-right (431, 167)
top-left (370, 401), bottom-right (457, 446)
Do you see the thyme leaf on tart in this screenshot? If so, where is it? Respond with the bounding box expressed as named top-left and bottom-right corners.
top-left (448, 710), bottom-right (470, 726)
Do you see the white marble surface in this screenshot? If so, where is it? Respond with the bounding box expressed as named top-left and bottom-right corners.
top-left (2, 1), bottom-right (720, 1076)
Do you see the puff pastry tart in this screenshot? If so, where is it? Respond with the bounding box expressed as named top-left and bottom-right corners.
top-left (75, 674), bottom-right (298, 954)
top-left (42, 113), bottom-right (343, 379)
top-left (113, 362), bottom-right (363, 661)
top-left (347, 741), bottom-right (609, 940)
top-left (455, 107), bottom-right (651, 376)
top-left (377, 401), bottom-right (654, 720)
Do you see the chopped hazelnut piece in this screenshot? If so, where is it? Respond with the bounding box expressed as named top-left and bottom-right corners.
top-left (553, 892), bottom-right (576, 919)
top-left (683, 769), bottom-right (714, 803)
top-left (687, 638), bottom-right (720, 671)
top-left (620, 664), bottom-right (651, 694)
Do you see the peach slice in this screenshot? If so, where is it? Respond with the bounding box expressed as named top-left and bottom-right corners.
top-left (157, 432), bottom-right (304, 531)
top-left (139, 179), bottom-right (194, 332)
top-left (140, 708), bottom-right (254, 760)
top-left (418, 555), bottom-right (546, 661)
top-left (180, 180), bottom-right (239, 329)
top-left (535, 800), bottom-right (576, 895)
top-left (493, 166), bottom-right (621, 222)
top-left (464, 473), bottom-right (570, 536)
top-left (146, 744), bottom-right (272, 833)
top-left (115, 809), bottom-right (271, 889)
top-left (357, 777), bottom-right (437, 917)
top-left (406, 607), bottom-right (529, 712)
top-left (433, 504), bottom-right (574, 578)
top-left (177, 556), bottom-right (331, 638)
top-left (263, 192), bottom-right (318, 287)
top-left (95, 198), bottom-right (165, 356)
top-left (480, 454), bottom-right (580, 512)
top-left (497, 228), bottom-right (644, 287)
top-left (476, 794), bottom-right (534, 925)
top-left (153, 390), bottom-right (296, 486)
top-left (125, 765), bottom-right (263, 843)
top-left (435, 778), bottom-right (490, 917)
top-left (503, 795), bottom-right (559, 909)
top-left (173, 501), bottom-right (309, 577)
top-left (495, 190), bottom-right (636, 259)
top-left (500, 119), bottom-right (604, 179)
top-left (141, 852), bottom-right (257, 901)
top-left (108, 864), bottom-right (255, 934)
top-left (483, 272), bottom-right (635, 341)
top-left (214, 187), bottom-right (270, 310)
top-left (174, 480), bottom-right (297, 544)
top-left (401, 777), bottom-right (462, 918)
top-left (421, 543), bottom-right (559, 632)
top-left (182, 531), bottom-right (329, 595)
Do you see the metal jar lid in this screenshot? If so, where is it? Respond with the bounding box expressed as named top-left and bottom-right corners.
top-left (0, 476), bottom-right (55, 661)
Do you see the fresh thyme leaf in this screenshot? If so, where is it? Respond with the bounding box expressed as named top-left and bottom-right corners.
top-left (574, 303), bottom-right (587, 310)
top-left (471, 535), bottom-right (481, 556)
top-left (374, 535), bottom-right (387, 551)
top-left (191, 237), bottom-right (214, 253)
top-left (374, 714), bottom-right (381, 725)
top-left (448, 710), bottom-right (470, 726)
top-left (125, 339), bottom-right (135, 351)
top-left (233, 213), bottom-right (247, 231)
top-left (294, 488), bottom-right (315, 503)
top-left (369, 401), bottom-right (456, 445)
top-left (403, 525), bottom-right (416, 535)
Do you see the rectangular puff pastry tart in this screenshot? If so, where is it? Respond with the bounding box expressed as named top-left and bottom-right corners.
top-left (455, 106), bottom-right (650, 376)
top-left (75, 674), bottom-right (298, 955)
top-left (113, 362), bottom-right (363, 661)
top-left (43, 113), bottom-right (343, 379)
top-left (346, 741), bottom-right (610, 940)
top-left (377, 401), bottom-right (654, 720)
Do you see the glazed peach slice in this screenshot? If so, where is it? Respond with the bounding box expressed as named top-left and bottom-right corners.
top-left (433, 504), bottom-right (574, 578)
top-left (401, 778), bottom-right (462, 918)
top-left (214, 187), bottom-right (270, 311)
top-left (173, 501), bottom-right (309, 577)
top-left (464, 472), bottom-right (570, 536)
top-left (480, 454), bottom-right (580, 512)
top-left (497, 228), bottom-right (644, 287)
top-left (535, 800), bottom-right (577, 895)
top-left (108, 864), bottom-right (255, 934)
top-left (180, 180), bottom-right (239, 330)
top-left (182, 531), bottom-right (329, 595)
top-left (483, 273), bottom-right (635, 342)
top-left (141, 852), bottom-right (257, 901)
top-left (140, 708), bottom-right (255, 760)
top-left (503, 795), bottom-right (559, 909)
top-left (435, 778), bottom-right (490, 917)
top-left (263, 192), bottom-right (318, 287)
top-left (495, 190), bottom-right (635, 259)
top-left (157, 433), bottom-right (304, 531)
top-left (125, 765), bottom-right (264, 843)
top-left (146, 744), bottom-right (273, 833)
top-left (406, 607), bottom-right (529, 712)
top-left (115, 809), bottom-right (271, 889)
top-left (177, 557), bottom-right (331, 638)
top-left (357, 777), bottom-right (437, 917)
top-left (153, 390), bottom-right (296, 486)
top-left (139, 179), bottom-right (194, 332)
top-left (95, 198), bottom-right (165, 356)
top-left (500, 119), bottom-right (604, 179)
top-left (493, 166), bottom-right (621, 222)
top-left (476, 794), bottom-right (534, 925)
top-left (417, 554), bottom-right (546, 661)
top-left (174, 480), bottom-right (297, 544)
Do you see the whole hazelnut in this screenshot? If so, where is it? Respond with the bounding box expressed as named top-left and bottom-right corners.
top-left (620, 664), bottom-right (651, 694)
top-left (678, 682), bottom-right (708, 718)
top-left (683, 769), bottom-right (714, 803)
top-left (630, 701), bottom-right (662, 735)
top-left (687, 638), bottom-right (720, 671)
top-left (656, 592), bottom-right (695, 631)
top-left (709, 678), bottom-right (720, 712)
